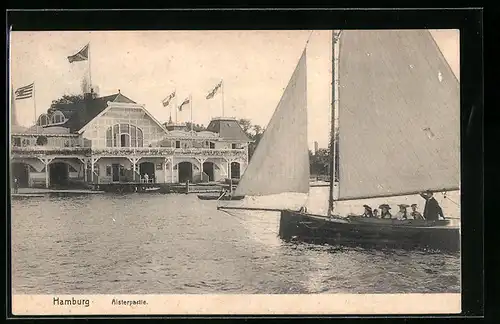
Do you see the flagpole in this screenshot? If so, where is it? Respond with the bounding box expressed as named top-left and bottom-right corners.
top-left (88, 43), bottom-right (92, 91)
top-left (33, 82), bottom-right (37, 126)
top-left (190, 94), bottom-right (193, 132)
top-left (168, 99), bottom-right (172, 123)
top-left (190, 94), bottom-right (194, 145)
top-left (10, 86), bottom-right (15, 126)
top-left (175, 89), bottom-right (178, 124)
top-left (221, 79), bottom-right (224, 117)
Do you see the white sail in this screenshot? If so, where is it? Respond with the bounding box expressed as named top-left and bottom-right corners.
top-left (233, 48), bottom-right (309, 197)
top-left (337, 30), bottom-right (460, 200)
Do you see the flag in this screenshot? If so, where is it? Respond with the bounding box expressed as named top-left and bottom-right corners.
top-left (178, 97), bottom-right (190, 111)
top-left (162, 91), bottom-right (176, 107)
top-left (15, 83), bottom-right (34, 100)
top-left (68, 44), bottom-right (89, 63)
top-left (206, 80), bottom-right (222, 99)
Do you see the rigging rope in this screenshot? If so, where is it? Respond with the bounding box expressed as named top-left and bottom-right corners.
top-left (305, 30), bottom-right (314, 45)
top-left (442, 191), bottom-right (460, 206)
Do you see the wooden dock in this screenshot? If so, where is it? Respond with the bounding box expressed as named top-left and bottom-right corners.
top-left (11, 188), bottom-right (104, 198)
top-left (96, 182), bottom-right (225, 194)
top-left (10, 182), bottom-right (226, 197)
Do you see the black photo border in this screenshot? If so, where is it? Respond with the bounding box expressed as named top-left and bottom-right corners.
top-left (4, 7), bottom-right (484, 321)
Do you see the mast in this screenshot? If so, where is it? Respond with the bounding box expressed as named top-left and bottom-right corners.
top-left (328, 30), bottom-right (341, 216)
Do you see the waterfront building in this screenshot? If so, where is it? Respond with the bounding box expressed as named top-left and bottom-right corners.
top-left (10, 90), bottom-right (251, 188)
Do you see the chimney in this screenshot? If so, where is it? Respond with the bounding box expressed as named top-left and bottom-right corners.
top-left (90, 88), bottom-right (98, 99)
top-left (84, 91), bottom-right (93, 101)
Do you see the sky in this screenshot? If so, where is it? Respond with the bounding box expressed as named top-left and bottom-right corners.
top-left (10, 30), bottom-right (459, 148)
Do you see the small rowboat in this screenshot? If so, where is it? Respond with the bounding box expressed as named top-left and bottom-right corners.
top-left (197, 194), bottom-right (245, 201)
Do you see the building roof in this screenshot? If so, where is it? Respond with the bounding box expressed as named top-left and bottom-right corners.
top-left (206, 118), bottom-right (251, 142)
top-left (47, 92), bottom-right (136, 133)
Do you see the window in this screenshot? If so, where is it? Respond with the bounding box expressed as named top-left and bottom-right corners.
top-left (106, 123), bottom-right (144, 147)
top-left (120, 165), bottom-right (125, 176)
top-left (106, 165), bottom-right (112, 176)
top-left (37, 114), bottom-right (49, 126)
top-left (13, 137), bottom-right (21, 146)
top-left (175, 141), bottom-right (181, 148)
top-left (209, 142), bottom-right (215, 149)
top-left (231, 143), bottom-right (237, 149)
top-left (49, 110), bottom-right (66, 124)
top-left (106, 128), bottom-right (112, 147)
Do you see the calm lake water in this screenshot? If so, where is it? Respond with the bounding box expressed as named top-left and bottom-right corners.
top-left (11, 187), bottom-right (460, 294)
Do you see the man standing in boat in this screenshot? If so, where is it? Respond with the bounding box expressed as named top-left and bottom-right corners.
top-left (419, 191), bottom-right (445, 220)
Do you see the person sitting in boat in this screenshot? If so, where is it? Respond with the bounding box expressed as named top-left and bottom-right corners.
top-left (410, 204), bottom-right (424, 220)
top-left (373, 209), bottom-right (379, 218)
top-left (394, 204), bottom-right (412, 220)
top-left (419, 191), bottom-right (445, 220)
top-left (379, 204), bottom-right (392, 219)
top-left (361, 205), bottom-right (374, 217)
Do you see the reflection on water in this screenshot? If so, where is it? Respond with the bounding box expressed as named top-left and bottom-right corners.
top-left (11, 188), bottom-right (460, 294)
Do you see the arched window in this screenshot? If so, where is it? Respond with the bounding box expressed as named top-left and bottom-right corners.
top-left (51, 110), bottom-right (66, 124)
top-left (37, 114), bottom-right (49, 126)
top-left (106, 123), bottom-right (144, 148)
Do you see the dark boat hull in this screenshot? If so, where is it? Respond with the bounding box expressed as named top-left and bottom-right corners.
top-left (279, 210), bottom-right (460, 253)
top-left (197, 194), bottom-right (245, 201)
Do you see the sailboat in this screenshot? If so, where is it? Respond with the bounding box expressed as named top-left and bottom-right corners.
top-left (219, 30), bottom-right (460, 253)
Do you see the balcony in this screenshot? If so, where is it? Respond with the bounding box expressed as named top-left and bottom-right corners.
top-left (11, 146), bottom-right (92, 158)
top-left (91, 147), bottom-right (247, 159)
top-left (11, 146), bottom-right (247, 160)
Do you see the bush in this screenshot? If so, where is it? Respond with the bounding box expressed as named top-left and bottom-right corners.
top-left (36, 135), bottom-right (48, 146)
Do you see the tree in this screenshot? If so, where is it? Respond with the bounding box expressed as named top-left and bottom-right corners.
top-left (237, 118), bottom-right (252, 133)
top-left (235, 119), bottom-right (265, 160)
top-left (185, 122), bottom-right (207, 132)
top-left (48, 94), bottom-right (85, 114)
top-left (310, 148), bottom-right (330, 176)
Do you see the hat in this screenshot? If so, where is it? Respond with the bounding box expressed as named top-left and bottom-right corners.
top-left (398, 204), bottom-right (410, 208)
top-left (362, 204), bottom-right (372, 210)
top-left (379, 204), bottom-right (391, 209)
top-left (411, 204), bottom-right (418, 207)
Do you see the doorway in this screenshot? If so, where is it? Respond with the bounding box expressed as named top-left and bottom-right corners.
top-left (202, 162), bottom-right (215, 182)
top-left (112, 164), bottom-right (120, 182)
top-left (230, 162), bottom-right (241, 179)
top-left (139, 162), bottom-right (155, 183)
top-left (12, 163), bottom-right (30, 187)
top-left (178, 162), bottom-right (193, 183)
top-left (49, 162), bottom-right (69, 187)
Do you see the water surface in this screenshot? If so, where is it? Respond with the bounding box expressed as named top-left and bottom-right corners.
top-left (11, 188), bottom-right (460, 294)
